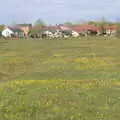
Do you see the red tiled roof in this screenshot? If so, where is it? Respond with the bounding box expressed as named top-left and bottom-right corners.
top-left (72, 24), bottom-right (99, 32)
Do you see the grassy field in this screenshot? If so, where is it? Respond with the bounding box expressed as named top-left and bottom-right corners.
top-left (0, 36), bottom-right (120, 81)
top-left (0, 36), bottom-right (120, 120)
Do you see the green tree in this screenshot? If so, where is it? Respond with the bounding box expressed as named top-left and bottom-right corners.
top-left (88, 21), bottom-right (98, 26)
top-left (34, 18), bottom-right (45, 26)
top-left (0, 25), bottom-right (4, 31)
top-left (64, 22), bottom-right (73, 26)
top-left (29, 19), bottom-right (46, 35)
top-left (34, 18), bottom-right (46, 32)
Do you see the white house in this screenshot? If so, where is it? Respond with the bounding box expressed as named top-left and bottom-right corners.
top-left (2, 27), bottom-right (14, 37)
top-left (2, 26), bottom-right (24, 38)
top-left (72, 31), bottom-right (79, 37)
top-left (44, 31), bottom-right (54, 38)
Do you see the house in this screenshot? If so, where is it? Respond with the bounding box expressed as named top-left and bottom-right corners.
top-left (59, 24), bottom-right (71, 31)
top-left (43, 25), bottom-right (63, 38)
top-left (44, 30), bottom-right (54, 38)
top-left (44, 26), bottom-right (58, 33)
top-left (59, 24), bottom-right (72, 36)
top-left (2, 26), bottom-right (24, 38)
top-left (2, 27), bottom-right (14, 37)
top-left (72, 24), bottom-right (99, 36)
top-left (72, 31), bottom-right (79, 37)
top-left (29, 24), bottom-right (72, 38)
top-left (58, 24), bottom-right (80, 37)
top-left (16, 24), bottom-right (32, 36)
top-left (105, 25), bottom-right (119, 36)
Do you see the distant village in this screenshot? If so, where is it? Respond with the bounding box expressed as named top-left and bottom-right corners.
top-left (0, 20), bottom-right (120, 39)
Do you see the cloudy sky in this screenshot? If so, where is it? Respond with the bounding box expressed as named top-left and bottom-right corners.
top-left (0, 0), bottom-right (119, 24)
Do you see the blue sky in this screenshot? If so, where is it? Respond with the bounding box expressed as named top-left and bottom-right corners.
top-left (0, 0), bottom-right (119, 25)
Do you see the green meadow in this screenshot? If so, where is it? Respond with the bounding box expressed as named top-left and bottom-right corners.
top-left (0, 36), bottom-right (120, 120)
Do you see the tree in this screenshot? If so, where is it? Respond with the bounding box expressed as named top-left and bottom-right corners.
top-left (88, 21), bottom-right (98, 26)
top-left (34, 18), bottom-right (46, 32)
top-left (29, 18), bottom-right (46, 35)
top-left (64, 22), bottom-right (73, 26)
top-left (34, 18), bottom-right (45, 26)
top-left (0, 25), bottom-right (4, 31)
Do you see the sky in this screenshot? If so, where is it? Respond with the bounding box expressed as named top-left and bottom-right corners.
top-left (0, 0), bottom-right (119, 25)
